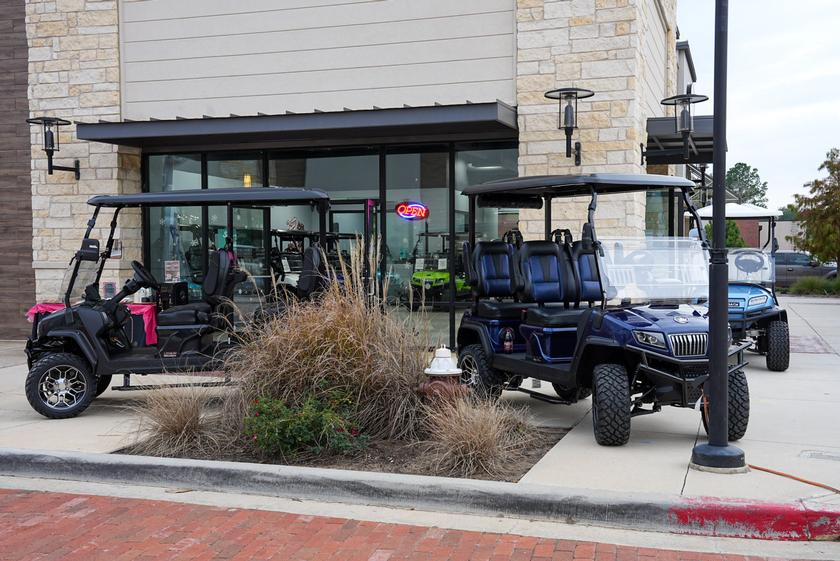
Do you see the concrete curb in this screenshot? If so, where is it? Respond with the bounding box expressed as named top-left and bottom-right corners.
top-left (1, 448), bottom-right (838, 541)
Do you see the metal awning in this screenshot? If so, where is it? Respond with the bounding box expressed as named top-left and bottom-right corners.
top-left (76, 102), bottom-right (518, 151)
top-left (88, 186), bottom-right (329, 208)
top-left (645, 115), bottom-right (715, 165)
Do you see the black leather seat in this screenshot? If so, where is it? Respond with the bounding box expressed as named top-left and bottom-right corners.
top-left (296, 246), bottom-right (325, 299)
top-left (157, 250), bottom-right (244, 326)
top-left (517, 241), bottom-right (587, 327)
top-left (468, 241), bottom-right (534, 319)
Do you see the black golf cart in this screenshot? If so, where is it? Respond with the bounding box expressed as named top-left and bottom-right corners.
top-left (25, 187), bottom-right (330, 419)
top-left (456, 174), bottom-right (749, 446)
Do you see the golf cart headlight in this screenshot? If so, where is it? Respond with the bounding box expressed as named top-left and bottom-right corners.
top-left (633, 330), bottom-right (666, 349)
top-left (748, 295), bottom-right (768, 307)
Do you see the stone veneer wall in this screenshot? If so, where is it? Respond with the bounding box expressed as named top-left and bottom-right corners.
top-left (0, 0), bottom-right (36, 337)
top-left (26, 0), bottom-right (140, 303)
top-left (515, 0), bottom-right (677, 239)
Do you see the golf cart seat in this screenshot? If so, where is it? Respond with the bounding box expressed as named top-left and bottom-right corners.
top-left (157, 250), bottom-right (243, 326)
top-left (296, 246), bottom-right (325, 299)
top-left (572, 224), bottom-right (603, 304)
top-left (469, 241), bottom-right (534, 319)
top-left (518, 241), bottom-right (587, 327)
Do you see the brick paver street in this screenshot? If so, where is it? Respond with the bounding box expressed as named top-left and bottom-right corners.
top-left (0, 489), bottom-right (805, 561)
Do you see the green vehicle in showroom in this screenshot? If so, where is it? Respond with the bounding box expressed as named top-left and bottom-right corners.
top-left (408, 232), bottom-right (471, 309)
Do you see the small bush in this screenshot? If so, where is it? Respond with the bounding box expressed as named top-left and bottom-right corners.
top-left (789, 276), bottom-right (840, 295)
top-left (421, 397), bottom-right (540, 479)
top-left (129, 386), bottom-right (231, 458)
top-left (244, 392), bottom-right (368, 458)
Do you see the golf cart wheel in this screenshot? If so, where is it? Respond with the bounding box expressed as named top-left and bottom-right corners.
top-left (591, 363), bottom-right (631, 446)
top-left (765, 320), bottom-right (790, 372)
top-left (95, 375), bottom-right (112, 397)
top-left (701, 369), bottom-right (750, 441)
top-left (551, 383), bottom-right (591, 402)
top-left (25, 353), bottom-right (96, 419)
top-left (458, 344), bottom-right (505, 399)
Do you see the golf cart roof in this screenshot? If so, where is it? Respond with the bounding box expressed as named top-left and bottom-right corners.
top-left (462, 173), bottom-right (695, 198)
top-left (691, 202), bottom-right (782, 219)
top-left (88, 186), bottom-right (329, 208)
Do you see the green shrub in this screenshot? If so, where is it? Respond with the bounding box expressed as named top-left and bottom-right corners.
top-left (789, 276), bottom-right (840, 295)
top-left (244, 391), bottom-right (368, 458)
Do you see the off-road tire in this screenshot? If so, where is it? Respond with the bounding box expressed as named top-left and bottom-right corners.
top-left (765, 320), bottom-right (789, 372)
top-left (25, 353), bottom-right (96, 419)
top-left (95, 375), bottom-right (112, 397)
top-left (701, 369), bottom-right (750, 441)
top-left (458, 344), bottom-right (506, 399)
top-left (552, 383), bottom-right (592, 402)
top-left (591, 363), bottom-right (631, 446)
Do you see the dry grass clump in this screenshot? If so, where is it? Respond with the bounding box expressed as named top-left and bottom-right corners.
top-left (129, 386), bottom-right (233, 458)
top-left (224, 241), bottom-right (430, 441)
top-left (421, 397), bottom-right (540, 479)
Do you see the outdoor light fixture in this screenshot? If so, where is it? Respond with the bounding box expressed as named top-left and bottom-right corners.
top-left (545, 87), bottom-right (594, 166)
top-left (660, 86), bottom-right (708, 161)
top-left (26, 116), bottom-right (80, 180)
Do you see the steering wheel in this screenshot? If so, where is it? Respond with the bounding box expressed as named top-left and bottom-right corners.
top-left (733, 250), bottom-right (765, 274)
top-left (131, 260), bottom-right (160, 290)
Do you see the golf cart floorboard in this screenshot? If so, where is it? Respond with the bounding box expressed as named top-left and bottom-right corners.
top-left (491, 352), bottom-right (572, 384)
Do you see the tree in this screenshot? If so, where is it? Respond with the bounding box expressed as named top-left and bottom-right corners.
top-left (778, 203), bottom-right (799, 221)
top-left (789, 148), bottom-right (840, 266)
top-left (725, 163), bottom-right (768, 206)
top-left (704, 220), bottom-right (746, 248)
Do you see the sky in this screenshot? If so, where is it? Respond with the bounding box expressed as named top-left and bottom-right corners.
top-left (676, 1), bottom-right (840, 210)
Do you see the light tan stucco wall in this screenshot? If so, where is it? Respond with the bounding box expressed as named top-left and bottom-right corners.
top-left (515, 0), bottom-right (678, 239)
top-left (26, 0), bottom-right (141, 302)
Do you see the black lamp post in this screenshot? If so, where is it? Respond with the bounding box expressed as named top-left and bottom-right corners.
top-left (690, 0), bottom-right (747, 472)
top-left (661, 86), bottom-right (708, 161)
top-left (26, 116), bottom-right (80, 180)
top-left (545, 87), bottom-right (594, 166)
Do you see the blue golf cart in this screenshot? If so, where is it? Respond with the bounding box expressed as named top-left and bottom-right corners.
top-left (694, 203), bottom-right (789, 372)
top-left (456, 174), bottom-right (749, 446)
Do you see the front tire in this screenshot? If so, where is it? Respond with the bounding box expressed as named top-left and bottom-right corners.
top-left (702, 369), bottom-right (750, 441)
top-left (458, 344), bottom-right (506, 399)
top-left (592, 363), bottom-right (631, 446)
top-left (765, 320), bottom-right (790, 372)
top-left (25, 353), bottom-right (96, 419)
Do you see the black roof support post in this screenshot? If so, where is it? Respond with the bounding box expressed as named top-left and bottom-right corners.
top-left (690, 0), bottom-right (747, 472)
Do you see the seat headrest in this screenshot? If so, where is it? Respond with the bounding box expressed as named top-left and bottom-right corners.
top-left (519, 240), bottom-right (562, 258)
top-left (472, 241), bottom-right (517, 298)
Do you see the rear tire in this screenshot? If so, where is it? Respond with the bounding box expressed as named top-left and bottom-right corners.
top-left (25, 353), bottom-right (96, 419)
top-left (765, 320), bottom-right (790, 372)
top-left (95, 375), bottom-right (112, 397)
top-left (701, 369), bottom-right (750, 441)
top-left (591, 363), bottom-right (631, 446)
top-left (458, 344), bottom-right (505, 399)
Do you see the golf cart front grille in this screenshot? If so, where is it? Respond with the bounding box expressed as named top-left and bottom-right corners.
top-left (669, 333), bottom-right (708, 357)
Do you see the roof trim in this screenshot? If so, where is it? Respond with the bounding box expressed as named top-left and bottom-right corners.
top-left (677, 40), bottom-right (697, 83)
top-left (76, 102), bottom-right (518, 150)
top-left (88, 186), bottom-right (329, 208)
top-left (463, 173), bottom-right (695, 197)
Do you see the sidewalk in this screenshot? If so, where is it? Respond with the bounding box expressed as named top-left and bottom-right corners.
top-left (520, 296), bottom-right (840, 505)
top-left (0, 488), bottom-right (811, 561)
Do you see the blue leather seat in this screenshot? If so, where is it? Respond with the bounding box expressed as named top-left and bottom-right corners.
top-left (571, 224), bottom-right (604, 304)
top-left (469, 241), bottom-right (534, 319)
top-left (518, 241), bottom-right (586, 327)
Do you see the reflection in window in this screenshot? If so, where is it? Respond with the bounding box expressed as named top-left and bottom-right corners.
top-left (148, 154), bottom-right (201, 192)
top-left (208, 152), bottom-right (263, 188)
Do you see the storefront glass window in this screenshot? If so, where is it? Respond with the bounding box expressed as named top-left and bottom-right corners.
top-left (146, 154), bottom-right (203, 295)
top-left (208, 152), bottom-right (263, 188)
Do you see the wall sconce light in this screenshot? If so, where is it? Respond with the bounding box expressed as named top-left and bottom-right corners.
top-left (660, 86), bottom-right (708, 161)
top-left (545, 87), bottom-right (594, 166)
top-left (26, 116), bottom-right (80, 180)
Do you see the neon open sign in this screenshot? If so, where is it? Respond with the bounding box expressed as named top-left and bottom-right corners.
top-left (395, 201), bottom-right (429, 221)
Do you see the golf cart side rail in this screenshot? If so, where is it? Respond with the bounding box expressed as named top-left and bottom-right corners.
top-left (87, 186), bottom-right (330, 208)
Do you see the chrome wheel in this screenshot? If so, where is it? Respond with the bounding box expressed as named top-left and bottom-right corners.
top-left (460, 354), bottom-right (479, 387)
top-left (38, 365), bottom-right (87, 410)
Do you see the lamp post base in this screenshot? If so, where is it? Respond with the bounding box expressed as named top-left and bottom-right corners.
top-left (690, 443), bottom-right (747, 473)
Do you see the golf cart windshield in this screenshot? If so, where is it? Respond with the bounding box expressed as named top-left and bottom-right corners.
top-left (728, 248), bottom-right (775, 284)
top-left (59, 255), bottom-right (100, 303)
top-left (600, 237), bottom-right (709, 305)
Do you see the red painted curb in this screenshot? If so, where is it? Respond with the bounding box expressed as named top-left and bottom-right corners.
top-left (669, 496), bottom-right (840, 541)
